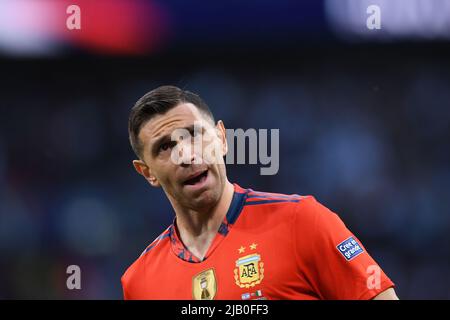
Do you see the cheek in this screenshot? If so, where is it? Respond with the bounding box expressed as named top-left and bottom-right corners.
top-left (208, 163), bottom-right (225, 183)
top-left (201, 138), bottom-right (223, 163)
top-left (153, 162), bottom-right (176, 184)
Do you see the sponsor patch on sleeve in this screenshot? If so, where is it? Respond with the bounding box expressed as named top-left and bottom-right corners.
top-left (336, 236), bottom-right (364, 261)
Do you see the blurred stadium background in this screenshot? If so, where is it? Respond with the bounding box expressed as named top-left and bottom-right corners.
top-left (0, 0), bottom-right (449, 299)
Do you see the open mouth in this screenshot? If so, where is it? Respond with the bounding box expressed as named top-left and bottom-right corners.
top-left (183, 170), bottom-right (208, 186)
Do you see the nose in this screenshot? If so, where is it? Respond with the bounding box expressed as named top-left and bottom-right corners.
top-left (180, 150), bottom-right (196, 166)
top-left (178, 138), bottom-right (200, 166)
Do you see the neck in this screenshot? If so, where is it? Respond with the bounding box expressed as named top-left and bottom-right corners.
top-left (172, 180), bottom-right (235, 259)
top-left (176, 180), bottom-right (234, 236)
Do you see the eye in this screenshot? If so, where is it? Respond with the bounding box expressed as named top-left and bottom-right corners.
top-left (159, 142), bottom-right (172, 152)
top-left (192, 127), bottom-right (203, 137)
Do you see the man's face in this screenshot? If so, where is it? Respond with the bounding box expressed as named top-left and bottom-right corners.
top-left (134, 103), bottom-right (228, 210)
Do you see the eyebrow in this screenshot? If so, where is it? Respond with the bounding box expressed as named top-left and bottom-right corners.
top-left (149, 124), bottom-right (199, 156)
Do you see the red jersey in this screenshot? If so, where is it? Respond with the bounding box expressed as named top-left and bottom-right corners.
top-left (121, 184), bottom-right (394, 300)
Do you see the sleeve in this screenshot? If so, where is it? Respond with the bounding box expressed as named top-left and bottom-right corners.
top-left (293, 196), bottom-right (395, 300)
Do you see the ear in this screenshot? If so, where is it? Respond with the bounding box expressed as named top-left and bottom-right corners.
top-left (216, 120), bottom-right (228, 156)
top-left (132, 159), bottom-right (160, 187)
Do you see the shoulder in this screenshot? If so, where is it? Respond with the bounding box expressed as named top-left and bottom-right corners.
top-left (239, 188), bottom-right (319, 225)
top-left (138, 225), bottom-right (173, 258)
top-left (244, 188), bottom-right (313, 207)
top-left (291, 194), bottom-right (342, 227)
top-left (291, 194), bottom-right (353, 253)
top-left (243, 188), bottom-right (316, 214)
top-left (121, 225), bottom-right (172, 288)
top-left (240, 186), bottom-right (339, 225)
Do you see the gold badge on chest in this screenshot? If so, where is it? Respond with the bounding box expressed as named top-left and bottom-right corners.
top-left (192, 268), bottom-right (217, 300)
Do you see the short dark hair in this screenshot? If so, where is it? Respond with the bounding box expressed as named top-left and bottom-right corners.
top-left (128, 85), bottom-right (215, 158)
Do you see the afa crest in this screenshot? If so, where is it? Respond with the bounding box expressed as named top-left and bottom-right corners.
top-left (234, 253), bottom-right (264, 288)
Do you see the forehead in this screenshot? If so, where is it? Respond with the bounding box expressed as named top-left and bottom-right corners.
top-left (139, 102), bottom-right (211, 146)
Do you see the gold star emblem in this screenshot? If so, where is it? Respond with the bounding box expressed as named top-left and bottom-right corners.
top-left (238, 246), bottom-right (245, 254)
top-left (250, 243), bottom-right (258, 250)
